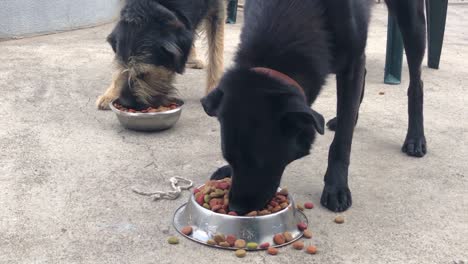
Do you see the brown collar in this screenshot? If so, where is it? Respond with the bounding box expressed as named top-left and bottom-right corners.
top-left (251, 67), bottom-right (306, 98)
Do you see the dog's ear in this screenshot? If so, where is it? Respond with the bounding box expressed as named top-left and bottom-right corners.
top-left (107, 32), bottom-right (117, 53)
top-left (201, 88), bottom-right (224, 117)
top-left (161, 41), bottom-right (185, 74)
top-left (281, 97), bottom-right (325, 136)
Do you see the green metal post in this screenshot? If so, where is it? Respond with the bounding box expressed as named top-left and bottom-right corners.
top-left (426, 0), bottom-right (448, 69)
top-left (384, 14), bottom-right (404, 85)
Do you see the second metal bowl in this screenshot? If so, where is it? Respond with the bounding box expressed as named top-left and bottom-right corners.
top-left (109, 99), bottom-right (184, 132)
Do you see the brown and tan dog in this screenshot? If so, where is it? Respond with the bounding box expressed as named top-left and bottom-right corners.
top-left (96, 0), bottom-right (225, 110)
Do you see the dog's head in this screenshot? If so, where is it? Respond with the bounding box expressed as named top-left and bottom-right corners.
top-left (108, 0), bottom-right (193, 109)
top-left (201, 68), bottom-right (324, 214)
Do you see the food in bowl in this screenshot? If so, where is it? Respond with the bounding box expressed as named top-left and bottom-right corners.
top-left (113, 101), bottom-right (180, 113)
top-left (193, 177), bottom-right (290, 216)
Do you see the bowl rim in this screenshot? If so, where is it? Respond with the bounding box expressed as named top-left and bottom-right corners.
top-left (109, 99), bottom-right (184, 116)
top-left (192, 184), bottom-right (293, 218)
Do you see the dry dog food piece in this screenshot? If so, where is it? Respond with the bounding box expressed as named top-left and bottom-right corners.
top-left (219, 241), bottom-right (230, 247)
top-left (297, 222), bottom-right (308, 231)
top-left (226, 235), bottom-right (237, 247)
top-left (246, 242), bottom-right (258, 250)
top-left (334, 216), bottom-right (345, 224)
top-left (267, 247), bottom-right (279, 255)
top-left (197, 178), bottom-right (290, 216)
top-left (207, 239), bottom-right (216, 245)
top-left (279, 188), bottom-right (289, 196)
top-left (167, 236), bottom-right (179, 245)
top-left (235, 249), bottom-right (247, 258)
top-left (271, 206), bottom-right (282, 213)
top-left (213, 234), bottom-right (225, 244)
top-left (113, 102), bottom-right (179, 113)
top-left (283, 232), bottom-right (294, 242)
top-left (181, 226), bottom-right (193, 236)
top-left (306, 245), bottom-right (317, 254)
top-left (292, 241), bottom-right (304, 250)
top-left (234, 239), bottom-right (246, 248)
top-left (379, 91), bottom-right (385, 95)
top-left (258, 210), bottom-right (271, 216)
top-left (273, 234), bottom-right (286, 245)
top-left (259, 242), bottom-right (270, 249)
top-left (303, 229), bottom-right (313, 239)
top-left (304, 202), bottom-right (314, 209)
top-left (246, 211), bottom-right (258, 217)
top-left (297, 204), bottom-right (305, 211)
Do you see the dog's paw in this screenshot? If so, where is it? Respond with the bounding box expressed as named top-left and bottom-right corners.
top-left (96, 94), bottom-right (116, 110)
top-left (320, 184), bottom-right (352, 212)
top-left (326, 117), bottom-right (337, 131)
top-left (402, 134), bottom-right (427, 157)
top-left (210, 165), bottom-right (232, 180)
top-left (186, 59), bottom-right (205, 69)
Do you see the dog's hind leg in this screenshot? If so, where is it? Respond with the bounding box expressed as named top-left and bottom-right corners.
top-left (321, 55), bottom-right (366, 212)
top-left (96, 65), bottom-right (127, 110)
top-left (186, 44), bottom-right (205, 69)
top-left (386, 0), bottom-right (427, 157)
top-left (204, 2), bottom-right (225, 93)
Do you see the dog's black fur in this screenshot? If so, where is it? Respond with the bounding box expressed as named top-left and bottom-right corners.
top-left (107, 0), bottom-right (223, 109)
top-left (202, 0), bottom-right (427, 214)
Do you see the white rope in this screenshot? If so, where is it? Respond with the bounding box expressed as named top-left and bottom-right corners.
top-left (132, 176), bottom-right (194, 201)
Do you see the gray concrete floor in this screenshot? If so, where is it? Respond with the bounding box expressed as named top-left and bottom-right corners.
top-left (1, 4), bottom-right (467, 264)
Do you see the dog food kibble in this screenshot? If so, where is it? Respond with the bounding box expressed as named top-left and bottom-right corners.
top-left (292, 241), bottom-right (304, 250)
top-left (235, 249), bottom-right (247, 258)
top-left (167, 236), bottom-right (179, 245)
top-left (234, 239), bottom-right (246, 248)
top-left (297, 204), bottom-right (305, 211)
top-left (334, 216), bottom-right (345, 224)
top-left (279, 188), bottom-right (289, 196)
top-left (273, 234), bottom-right (286, 245)
top-left (219, 241), bottom-right (230, 247)
top-left (181, 226), bottom-right (193, 236)
top-left (304, 202), bottom-right (314, 209)
top-left (267, 247), bottom-right (279, 255)
top-left (226, 235), bottom-right (237, 247)
top-left (196, 178), bottom-right (290, 216)
top-left (214, 234), bottom-right (225, 244)
top-left (246, 211), bottom-right (258, 217)
top-left (246, 242), bottom-right (258, 250)
top-left (306, 245), bottom-right (317, 254)
top-left (297, 222), bottom-right (308, 231)
top-left (113, 102), bottom-right (179, 113)
top-left (207, 239), bottom-right (216, 245)
top-left (283, 232), bottom-right (294, 242)
top-left (303, 229), bottom-right (313, 239)
top-left (259, 242), bottom-right (270, 249)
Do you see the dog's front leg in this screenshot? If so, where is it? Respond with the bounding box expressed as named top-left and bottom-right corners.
top-left (321, 55), bottom-right (366, 212)
top-left (96, 67), bottom-right (127, 110)
top-left (186, 44), bottom-right (205, 69)
top-left (204, 4), bottom-right (225, 93)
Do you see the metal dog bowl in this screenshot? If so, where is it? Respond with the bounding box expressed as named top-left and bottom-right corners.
top-left (173, 186), bottom-right (308, 250)
top-left (109, 99), bottom-right (183, 131)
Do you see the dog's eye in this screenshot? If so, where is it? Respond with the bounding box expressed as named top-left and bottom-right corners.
top-left (136, 73), bottom-right (147, 79)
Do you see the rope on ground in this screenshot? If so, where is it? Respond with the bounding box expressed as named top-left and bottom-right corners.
top-left (132, 176), bottom-right (193, 201)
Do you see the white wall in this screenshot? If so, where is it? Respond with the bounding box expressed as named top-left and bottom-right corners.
top-left (0, 0), bottom-right (123, 39)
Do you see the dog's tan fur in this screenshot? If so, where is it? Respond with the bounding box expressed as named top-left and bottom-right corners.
top-left (96, 1), bottom-right (225, 110)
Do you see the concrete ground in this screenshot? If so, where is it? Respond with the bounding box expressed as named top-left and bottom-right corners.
top-left (1, 3), bottom-right (467, 264)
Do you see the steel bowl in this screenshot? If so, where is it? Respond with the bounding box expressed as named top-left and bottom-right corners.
top-left (109, 99), bottom-right (183, 132)
top-left (173, 186), bottom-right (308, 250)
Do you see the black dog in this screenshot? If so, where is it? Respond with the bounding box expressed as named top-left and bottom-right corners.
top-left (202, 0), bottom-right (427, 214)
top-left (96, 0), bottom-right (225, 110)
